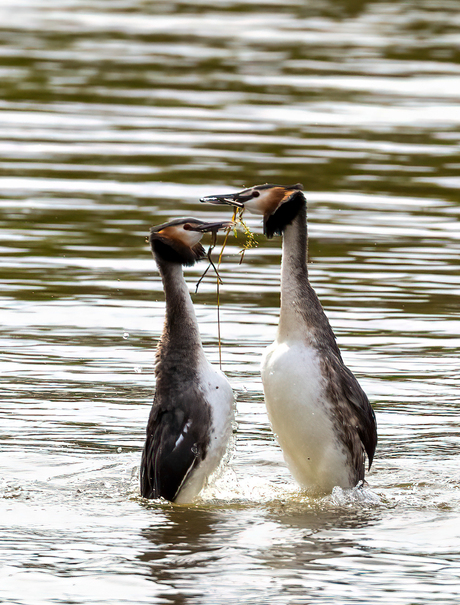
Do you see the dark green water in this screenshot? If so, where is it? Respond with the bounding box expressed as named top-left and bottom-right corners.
top-left (1, 1), bottom-right (460, 603)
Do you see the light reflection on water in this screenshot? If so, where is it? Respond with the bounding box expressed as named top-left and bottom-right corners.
top-left (1, 0), bottom-right (460, 603)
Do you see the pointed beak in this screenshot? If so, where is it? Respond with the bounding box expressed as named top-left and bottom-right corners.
top-left (186, 220), bottom-right (234, 233)
top-left (200, 192), bottom-right (250, 208)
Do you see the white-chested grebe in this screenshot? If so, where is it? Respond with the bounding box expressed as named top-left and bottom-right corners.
top-left (140, 217), bottom-right (234, 503)
top-left (201, 185), bottom-right (377, 492)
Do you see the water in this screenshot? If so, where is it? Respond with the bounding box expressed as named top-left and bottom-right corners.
top-left (1, 0), bottom-right (460, 603)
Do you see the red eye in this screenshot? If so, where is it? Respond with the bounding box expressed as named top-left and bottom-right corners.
top-left (252, 190), bottom-right (260, 198)
top-left (183, 223), bottom-right (192, 231)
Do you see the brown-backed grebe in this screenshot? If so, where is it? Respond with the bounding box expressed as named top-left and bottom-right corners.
top-left (201, 185), bottom-right (377, 492)
top-left (140, 217), bottom-right (234, 503)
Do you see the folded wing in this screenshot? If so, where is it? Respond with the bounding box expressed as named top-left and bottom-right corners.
top-left (140, 390), bottom-right (211, 501)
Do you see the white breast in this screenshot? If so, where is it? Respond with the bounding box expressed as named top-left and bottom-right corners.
top-left (174, 359), bottom-right (234, 504)
top-left (261, 340), bottom-right (352, 492)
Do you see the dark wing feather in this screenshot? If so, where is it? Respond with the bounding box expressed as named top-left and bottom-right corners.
top-left (322, 350), bottom-right (377, 470)
top-left (140, 389), bottom-right (211, 501)
top-left (341, 364), bottom-right (377, 469)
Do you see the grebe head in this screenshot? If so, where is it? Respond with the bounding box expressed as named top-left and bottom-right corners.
top-left (150, 217), bottom-right (232, 266)
top-left (200, 183), bottom-right (304, 238)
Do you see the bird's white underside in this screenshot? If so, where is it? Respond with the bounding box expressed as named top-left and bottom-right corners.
top-left (174, 358), bottom-right (234, 504)
top-left (261, 339), bottom-right (352, 492)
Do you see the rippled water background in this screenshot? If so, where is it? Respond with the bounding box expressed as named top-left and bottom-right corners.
top-left (1, 1), bottom-right (460, 603)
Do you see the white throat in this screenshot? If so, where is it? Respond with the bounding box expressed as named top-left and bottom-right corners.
top-left (277, 213), bottom-right (310, 344)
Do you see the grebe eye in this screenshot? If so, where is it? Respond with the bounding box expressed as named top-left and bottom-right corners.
top-left (183, 223), bottom-right (192, 231)
top-left (252, 190), bottom-right (260, 198)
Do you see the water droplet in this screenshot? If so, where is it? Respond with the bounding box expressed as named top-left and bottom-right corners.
top-left (191, 445), bottom-right (198, 455)
top-left (123, 332), bottom-right (129, 340)
top-left (117, 447), bottom-right (122, 453)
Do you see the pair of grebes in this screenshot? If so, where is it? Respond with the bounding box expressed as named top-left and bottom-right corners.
top-left (140, 183), bottom-right (377, 503)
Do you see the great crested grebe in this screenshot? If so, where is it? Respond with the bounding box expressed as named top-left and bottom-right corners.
top-left (140, 217), bottom-right (234, 503)
top-left (201, 184), bottom-right (377, 492)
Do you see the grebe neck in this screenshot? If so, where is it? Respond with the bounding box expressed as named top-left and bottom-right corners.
top-left (277, 203), bottom-right (340, 355)
top-left (156, 259), bottom-right (201, 353)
